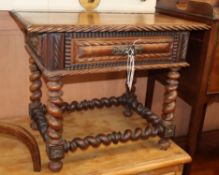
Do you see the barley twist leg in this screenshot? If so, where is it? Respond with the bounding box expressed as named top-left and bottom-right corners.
top-left (46, 76), bottom-right (64, 172)
top-left (29, 57), bottom-right (42, 130)
top-left (159, 68), bottom-right (180, 150)
top-left (123, 79), bottom-right (137, 117)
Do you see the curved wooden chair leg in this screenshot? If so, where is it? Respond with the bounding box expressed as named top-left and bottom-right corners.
top-left (0, 123), bottom-right (41, 172)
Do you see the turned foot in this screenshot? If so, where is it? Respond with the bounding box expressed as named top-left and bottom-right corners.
top-left (123, 107), bottom-right (133, 117)
top-left (48, 160), bottom-right (63, 172)
top-left (159, 138), bottom-right (171, 150)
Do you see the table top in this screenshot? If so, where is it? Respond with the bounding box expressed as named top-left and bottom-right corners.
top-left (10, 11), bottom-right (210, 32)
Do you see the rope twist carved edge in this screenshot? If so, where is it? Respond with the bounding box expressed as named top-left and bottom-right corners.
top-left (27, 24), bottom-right (210, 33)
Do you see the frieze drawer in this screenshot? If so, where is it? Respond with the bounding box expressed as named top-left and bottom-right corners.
top-left (64, 32), bottom-right (190, 71)
top-left (27, 31), bottom-right (190, 71)
top-left (71, 36), bottom-right (174, 63)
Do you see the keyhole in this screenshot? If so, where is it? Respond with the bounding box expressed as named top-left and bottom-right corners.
top-left (88, 0), bottom-right (95, 3)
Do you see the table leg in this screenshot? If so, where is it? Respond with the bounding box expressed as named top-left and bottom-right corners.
top-left (123, 91), bottom-right (134, 117)
top-left (46, 76), bottom-right (65, 172)
top-left (123, 79), bottom-right (137, 117)
top-left (183, 101), bottom-right (208, 175)
top-left (145, 71), bottom-right (155, 109)
top-left (159, 68), bottom-right (180, 150)
top-left (29, 57), bottom-right (42, 130)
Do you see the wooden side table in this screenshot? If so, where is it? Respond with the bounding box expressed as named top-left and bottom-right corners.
top-left (10, 11), bottom-right (209, 172)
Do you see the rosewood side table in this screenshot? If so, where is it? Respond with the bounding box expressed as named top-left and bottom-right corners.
top-left (10, 11), bottom-right (209, 172)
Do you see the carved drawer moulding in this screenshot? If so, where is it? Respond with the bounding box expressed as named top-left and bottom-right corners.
top-left (26, 31), bottom-right (190, 75)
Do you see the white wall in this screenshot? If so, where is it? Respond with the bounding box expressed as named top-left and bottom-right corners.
top-left (0, 0), bottom-right (156, 12)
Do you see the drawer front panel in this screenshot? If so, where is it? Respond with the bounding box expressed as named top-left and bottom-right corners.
top-left (65, 31), bottom-right (189, 71)
top-left (71, 37), bottom-right (173, 63)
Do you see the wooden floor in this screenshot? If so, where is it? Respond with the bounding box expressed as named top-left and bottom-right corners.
top-left (0, 107), bottom-right (216, 175)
